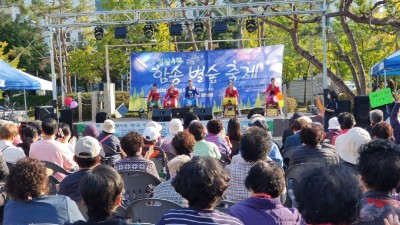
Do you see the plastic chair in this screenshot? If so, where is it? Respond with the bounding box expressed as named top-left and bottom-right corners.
top-left (42, 161), bottom-right (72, 194)
top-left (283, 163), bottom-right (323, 207)
top-left (77, 200), bottom-right (127, 221)
top-left (281, 146), bottom-right (298, 167)
top-left (101, 144), bottom-right (122, 165)
top-left (127, 198), bottom-right (182, 224)
top-left (215, 200), bottom-right (235, 213)
top-left (120, 171), bottom-right (161, 203)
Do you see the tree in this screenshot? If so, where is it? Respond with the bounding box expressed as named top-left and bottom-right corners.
top-left (223, 0), bottom-right (399, 101)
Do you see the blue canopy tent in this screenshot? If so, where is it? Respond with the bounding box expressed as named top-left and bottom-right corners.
top-left (371, 50), bottom-right (400, 86)
top-left (0, 59), bottom-right (53, 112)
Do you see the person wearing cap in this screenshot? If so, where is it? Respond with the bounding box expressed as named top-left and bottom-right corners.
top-left (161, 119), bottom-right (183, 155)
top-left (145, 121), bottom-right (164, 147)
top-left (164, 82), bottom-right (180, 108)
top-left (59, 136), bottom-right (102, 203)
top-left (289, 123), bottom-right (339, 167)
top-left (153, 155), bottom-right (190, 208)
top-left (142, 126), bottom-right (167, 165)
top-left (335, 127), bottom-right (371, 172)
top-left (184, 79), bottom-right (199, 107)
top-left (281, 112), bottom-right (303, 148)
top-left (324, 117), bottom-right (341, 144)
top-left (148, 83), bottom-right (161, 110)
top-left (261, 77), bottom-right (283, 115)
top-left (114, 131), bottom-right (159, 179)
top-left (30, 117), bottom-right (77, 181)
top-left (96, 119), bottom-right (121, 156)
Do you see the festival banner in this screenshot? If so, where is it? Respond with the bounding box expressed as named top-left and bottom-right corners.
top-left (129, 45), bottom-right (284, 111)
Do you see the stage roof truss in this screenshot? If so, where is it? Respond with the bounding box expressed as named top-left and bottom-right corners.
top-left (45, 0), bottom-right (325, 28)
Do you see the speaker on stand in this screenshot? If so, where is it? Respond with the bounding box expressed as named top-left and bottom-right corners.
top-left (35, 106), bottom-right (55, 121)
top-left (247, 108), bottom-right (265, 119)
top-left (96, 112), bottom-right (108, 123)
top-left (59, 109), bottom-right (73, 133)
top-left (354, 96), bottom-right (370, 128)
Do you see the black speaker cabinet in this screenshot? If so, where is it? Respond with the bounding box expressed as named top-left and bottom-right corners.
top-left (337, 100), bottom-right (351, 115)
top-left (96, 112), bottom-right (108, 123)
top-left (59, 109), bottom-right (73, 132)
top-left (35, 106), bottom-right (55, 121)
top-left (247, 108), bottom-right (265, 119)
top-left (171, 108), bottom-right (190, 119)
top-left (152, 109), bottom-right (172, 122)
top-left (354, 95), bottom-right (370, 128)
top-left (193, 108), bottom-right (213, 120)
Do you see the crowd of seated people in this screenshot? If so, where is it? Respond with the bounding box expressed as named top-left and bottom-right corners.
top-left (1, 104), bottom-right (400, 225)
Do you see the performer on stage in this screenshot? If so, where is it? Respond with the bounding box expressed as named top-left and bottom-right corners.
top-left (224, 80), bottom-right (241, 117)
top-left (147, 83), bottom-right (160, 109)
top-left (225, 80), bottom-right (239, 100)
top-left (184, 79), bottom-right (199, 107)
top-left (164, 82), bottom-right (179, 108)
top-left (262, 77), bottom-right (283, 115)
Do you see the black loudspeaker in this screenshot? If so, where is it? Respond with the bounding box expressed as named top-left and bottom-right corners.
top-left (193, 108), bottom-right (213, 120)
top-left (247, 108), bottom-right (265, 119)
top-left (171, 108), bottom-right (190, 119)
top-left (337, 100), bottom-right (351, 115)
top-left (96, 112), bottom-right (108, 123)
top-left (35, 106), bottom-right (55, 121)
top-left (59, 109), bottom-right (73, 132)
top-left (354, 95), bottom-right (370, 128)
top-left (152, 109), bottom-right (172, 122)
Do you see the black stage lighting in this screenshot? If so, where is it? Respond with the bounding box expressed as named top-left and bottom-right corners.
top-left (94, 26), bottom-right (104, 40)
top-left (245, 18), bottom-right (257, 33)
top-left (193, 21), bottom-right (204, 35)
top-left (143, 24), bottom-right (154, 38)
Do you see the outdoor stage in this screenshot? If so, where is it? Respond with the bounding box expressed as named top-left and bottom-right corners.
top-left (73, 113), bottom-right (322, 138)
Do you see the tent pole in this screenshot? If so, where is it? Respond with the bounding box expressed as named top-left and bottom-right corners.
top-left (384, 69), bottom-right (387, 88)
top-left (23, 89), bottom-right (27, 114)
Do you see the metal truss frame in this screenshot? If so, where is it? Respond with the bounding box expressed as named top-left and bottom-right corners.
top-left (45, 1), bottom-right (325, 28)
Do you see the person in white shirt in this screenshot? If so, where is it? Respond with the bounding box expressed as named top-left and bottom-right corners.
top-left (0, 122), bottom-right (26, 164)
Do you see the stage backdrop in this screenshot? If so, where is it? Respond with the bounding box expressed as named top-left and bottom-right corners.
top-left (129, 45), bottom-right (284, 111)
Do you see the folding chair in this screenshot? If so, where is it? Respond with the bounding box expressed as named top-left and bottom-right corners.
top-left (42, 161), bottom-right (72, 194)
top-left (283, 163), bottom-right (323, 207)
top-left (120, 171), bottom-right (161, 203)
top-left (127, 198), bottom-right (182, 224)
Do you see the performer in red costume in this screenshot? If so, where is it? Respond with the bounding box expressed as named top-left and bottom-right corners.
top-left (147, 83), bottom-right (160, 109)
top-left (164, 82), bottom-right (179, 108)
top-left (224, 80), bottom-right (241, 117)
top-left (262, 77), bottom-right (283, 115)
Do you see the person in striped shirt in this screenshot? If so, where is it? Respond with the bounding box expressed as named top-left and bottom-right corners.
top-left (156, 157), bottom-right (244, 225)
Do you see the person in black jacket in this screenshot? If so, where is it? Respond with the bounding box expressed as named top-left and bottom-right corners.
top-left (290, 123), bottom-right (339, 167)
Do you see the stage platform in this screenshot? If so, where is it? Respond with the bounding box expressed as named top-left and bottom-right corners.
top-left (73, 113), bottom-right (323, 139)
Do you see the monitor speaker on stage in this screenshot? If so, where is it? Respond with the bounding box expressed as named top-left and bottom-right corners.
top-left (35, 106), bottom-right (55, 121)
top-left (59, 109), bottom-right (73, 132)
top-left (193, 108), bottom-right (213, 120)
top-left (171, 108), bottom-right (190, 119)
top-left (152, 109), bottom-right (172, 122)
top-left (96, 112), bottom-right (108, 123)
top-left (247, 108), bottom-right (265, 119)
top-left (354, 95), bottom-right (370, 128)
